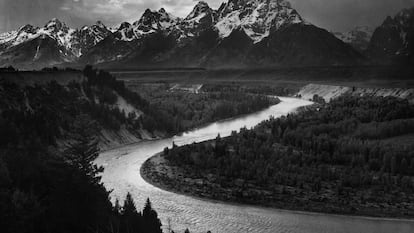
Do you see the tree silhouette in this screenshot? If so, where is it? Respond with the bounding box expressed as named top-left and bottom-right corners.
top-left (64, 114), bottom-right (103, 184)
top-left (143, 198), bottom-right (162, 233)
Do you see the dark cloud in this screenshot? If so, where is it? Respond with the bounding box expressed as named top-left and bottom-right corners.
top-left (1, 0), bottom-right (414, 33)
top-left (290, 0), bottom-right (414, 31)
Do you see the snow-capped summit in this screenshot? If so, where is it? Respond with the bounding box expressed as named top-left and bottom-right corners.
top-left (74, 21), bottom-right (112, 56)
top-left (182, 1), bottom-right (216, 36)
top-left (185, 1), bottom-right (213, 21)
top-left (44, 18), bottom-right (69, 33)
top-left (19, 24), bottom-right (39, 34)
top-left (114, 22), bottom-right (135, 41)
top-left (0, 24), bottom-right (40, 47)
top-left (215, 0), bottom-right (307, 43)
top-left (0, 18), bottom-right (113, 67)
top-left (133, 8), bottom-right (179, 33)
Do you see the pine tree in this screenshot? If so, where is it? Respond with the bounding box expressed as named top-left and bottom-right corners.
top-left (122, 193), bottom-right (138, 216)
top-left (143, 198), bottom-right (162, 233)
top-left (121, 193), bottom-right (140, 233)
top-left (64, 114), bottom-right (103, 184)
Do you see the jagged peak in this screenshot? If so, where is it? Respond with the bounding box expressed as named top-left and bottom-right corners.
top-left (194, 1), bottom-right (210, 8)
top-left (118, 22), bottom-right (132, 30)
top-left (44, 18), bottom-right (70, 33)
top-left (185, 1), bottom-right (213, 21)
top-left (18, 24), bottom-right (38, 34)
top-left (215, 0), bottom-right (305, 43)
top-left (159, 8), bottom-right (167, 14)
top-left (94, 21), bottom-right (106, 28)
top-left (45, 18), bottom-right (64, 27)
top-left (143, 8), bottom-right (153, 15)
top-left (134, 7), bottom-right (177, 30)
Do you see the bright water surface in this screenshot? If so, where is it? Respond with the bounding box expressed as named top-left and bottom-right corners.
top-left (96, 97), bottom-right (414, 233)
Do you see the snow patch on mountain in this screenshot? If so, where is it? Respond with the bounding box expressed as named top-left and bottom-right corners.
top-left (216, 11), bottom-right (242, 38)
top-left (0, 19), bottom-right (111, 58)
top-left (215, 0), bottom-right (307, 43)
top-left (0, 31), bottom-right (18, 44)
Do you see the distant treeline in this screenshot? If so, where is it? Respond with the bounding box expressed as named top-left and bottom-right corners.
top-left (129, 83), bottom-right (278, 134)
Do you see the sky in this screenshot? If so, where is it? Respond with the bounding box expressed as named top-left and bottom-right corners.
top-left (1, 0), bottom-right (414, 33)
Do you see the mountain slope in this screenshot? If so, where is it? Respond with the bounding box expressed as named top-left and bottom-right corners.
top-left (248, 24), bottom-right (364, 66)
top-left (334, 26), bottom-right (374, 52)
top-left (368, 7), bottom-right (414, 65)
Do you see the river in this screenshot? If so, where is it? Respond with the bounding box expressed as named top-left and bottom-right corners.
top-left (96, 97), bottom-right (414, 233)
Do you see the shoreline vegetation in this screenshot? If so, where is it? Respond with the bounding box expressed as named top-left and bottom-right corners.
top-left (141, 96), bottom-right (414, 219)
top-left (141, 153), bottom-right (414, 221)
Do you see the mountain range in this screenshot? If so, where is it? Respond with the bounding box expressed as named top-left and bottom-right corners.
top-left (0, 0), bottom-right (413, 69)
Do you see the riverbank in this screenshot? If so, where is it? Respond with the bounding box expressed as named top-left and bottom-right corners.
top-left (141, 152), bottom-right (414, 220)
top-left (98, 97), bottom-right (413, 233)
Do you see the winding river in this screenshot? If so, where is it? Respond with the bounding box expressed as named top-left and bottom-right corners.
top-left (96, 97), bottom-right (414, 233)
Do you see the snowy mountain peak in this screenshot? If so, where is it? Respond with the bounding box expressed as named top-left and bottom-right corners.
top-left (44, 18), bottom-right (69, 33)
top-left (180, 1), bottom-right (215, 38)
top-left (133, 8), bottom-right (178, 33)
top-left (119, 22), bottom-right (132, 30)
top-left (159, 8), bottom-right (167, 14)
top-left (19, 24), bottom-right (39, 34)
top-left (215, 0), bottom-right (306, 43)
top-left (185, 1), bottom-right (212, 21)
top-left (94, 21), bottom-right (106, 28)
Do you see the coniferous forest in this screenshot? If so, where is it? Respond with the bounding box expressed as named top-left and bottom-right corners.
top-left (158, 96), bottom-right (414, 217)
top-left (0, 67), bottom-right (166, 232)
top-left (0, 112), bottom-right (163, 233)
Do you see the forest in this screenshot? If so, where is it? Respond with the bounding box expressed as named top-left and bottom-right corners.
top-left (126, 82), bottom-right (278, 133)
top-left (0, 67), bottom-right (216, 233)
top-left (0, 110), bottom-right (164, 233)
top-left (163, 95), bottom-right (414, 217)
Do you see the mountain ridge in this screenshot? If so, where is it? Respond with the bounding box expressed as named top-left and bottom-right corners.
top-left (0, 0), bottom-right (366, 69)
